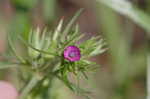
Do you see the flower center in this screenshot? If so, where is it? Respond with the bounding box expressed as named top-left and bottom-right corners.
top-left (69, 52), bottom-right (77, 58)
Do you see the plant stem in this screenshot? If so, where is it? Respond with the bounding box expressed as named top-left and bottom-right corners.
top-left (42, 75), bottom-right (54, 99)
top-left (20, 75), bottom-right (40, 99)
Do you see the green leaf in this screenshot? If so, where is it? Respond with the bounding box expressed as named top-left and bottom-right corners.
top-left (55, 74), bottom-right (90, 94)
top-left (33, 28), bottom-right (40, 49)
top-left (18, 36), bottom-right (58, 56)
top-left (81, 71), bottom-right (88, 80)
top-left (90, 39), bottom-right (107, 56)
top-left (8, 33), bottom-right (25, 63)
top-left (53, 19), bottom-right (63, 41)
top-left (40, 29), bottom-right (48, 49)
top-left (61, 8), bottom-right (84, 41)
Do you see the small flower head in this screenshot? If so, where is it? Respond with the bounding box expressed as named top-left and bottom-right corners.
top-left (63, 45), bottom-right (81, 62)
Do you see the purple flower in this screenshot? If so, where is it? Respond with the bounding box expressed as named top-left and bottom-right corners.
top-left (63, 45), bottom-right (81, 62)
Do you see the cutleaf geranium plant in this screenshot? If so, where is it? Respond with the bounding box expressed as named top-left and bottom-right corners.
top-left (0, 9), bottom-right (106, 99)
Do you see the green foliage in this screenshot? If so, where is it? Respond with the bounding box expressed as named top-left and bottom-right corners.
top-left (0, 9), bottom-right (106, 99)
top-left (97, 0), bottom-right (150, 35)
top-left (96, 0), bottom-right (147, 98)
top-left (12, 0), bottom-right (38, 10)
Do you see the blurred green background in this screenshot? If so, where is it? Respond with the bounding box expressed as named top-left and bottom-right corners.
top-left (0, 0), bottom-right (147, 99)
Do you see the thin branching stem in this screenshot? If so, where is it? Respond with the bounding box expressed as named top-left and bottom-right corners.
top-left (20, 75), bottom-right (40, 99)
